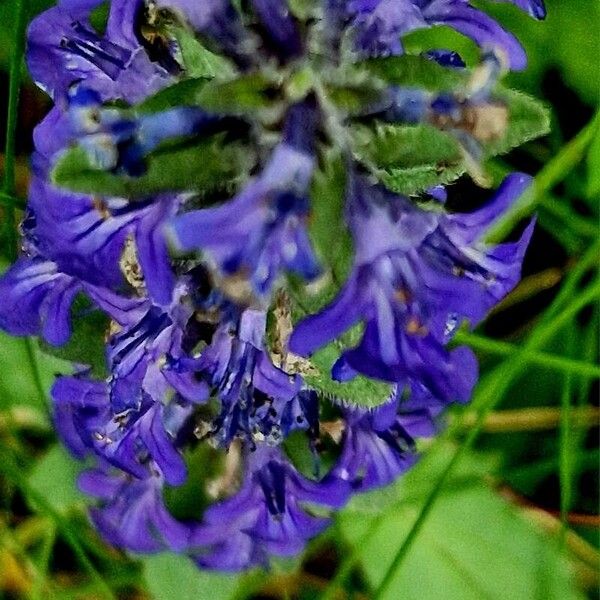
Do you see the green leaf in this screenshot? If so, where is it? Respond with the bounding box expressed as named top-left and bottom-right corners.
top-left (89, 1), bottom-right (109, 35)
top-left (324, 68), bottom-right (387, 117)
top-left (363, 54), bottom-right (467, 92)
top-left (485, 88), bottom-right (551, 157)
top-left (326, 82), bottom-right (386, 116)
top-left (288, 0), bottom-right (319, 20)
top-left (309, 151), bottom-right (353, 280)
top-left (303, 343), bottom-right (394, 409)
top-left (143, 554), bottom-right (242, 600)
top-left (138, 71), bottom-right (275, 115)
top-left (586, 124), bottom-right (600, 199)
top-left (39, 295), bottom-right (109, 378)
top-left (169, 25), bottom-right (235, 80)
top-left (52, 136), bottom-right (251, 199)
top-left (338, 445), bottom-right (585, 600)
top-left (340, 485), bottom-right (584, 600)
top-left (28, 445), bottom-right (86, 513)
top-left (137, 78), bottom-right (210, 113)
top-left (195, 73), bottom-right (281, 115)
top-left (351, 123), bottom-right (464, 196)
top-left (351, 89), bottom-right (550, 196)
top-left (402, 25), bottom-right (481, 67)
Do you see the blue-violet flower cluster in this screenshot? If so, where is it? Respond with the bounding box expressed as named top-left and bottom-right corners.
top-left (0, 0), bottom-right (544, 570)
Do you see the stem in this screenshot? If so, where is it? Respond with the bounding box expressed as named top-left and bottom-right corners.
top-left (559, 329), bottom-right (576, 546)
top-left (539, 195), bottom-right (598, 240)
top-left (486, 112), bottom-right (600, 243)
top-left (2, 0), bottom-right (28, 261)
top-left (491, 267), bottom-right (563, 313)
top-left (24, 337), bottom-right (49, 412)
top-left (453, 330), bottom-right (600, 379)
top-left (0, 191), bottom-right (27, 210)
top-left (458, 406), bottom-right (599, 433)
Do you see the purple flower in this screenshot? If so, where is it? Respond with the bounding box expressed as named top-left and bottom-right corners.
top-left (191, 445), bottom-right (348, 570)
top-left (346, 0), bottom-right (545, 70)
top-left (290, 171), bottom-right (533, 400)
top-left (79, 467), bottom-right (193, 553)
top-left (329, 399), bottom-right (418, 491)
top-left (25, 95), bottom-right (181, 302)
top-left (27, 0), bottom-right (174, 104)
top-left (67, 86), bottom-right (219, 176)
top-left (250, 0), bottom-right (303, 59)
top-left (193, 308), bottom-right (304, 447)
top-left (106, 283), bottom-right (194, 412)
top-left (4, 0), bottom-right (545, 572)
top-left (52, 375), bottom-right (189, 485)
top-left (169, 103), bottom-right (321, 298)
top-left (0, 257), bottom-right (81, 346)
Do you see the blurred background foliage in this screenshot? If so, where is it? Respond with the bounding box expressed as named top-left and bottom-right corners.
top-left (0, 0), bottom-right (598, 598)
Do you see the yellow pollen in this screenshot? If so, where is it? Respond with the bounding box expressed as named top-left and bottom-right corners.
top-left (406, 318), bottom-right (429, 337)
top-left (395, 288), bottom-right (410, 303)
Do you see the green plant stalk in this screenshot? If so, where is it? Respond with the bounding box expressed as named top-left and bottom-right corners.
top-left (542, 246), bottom-right (600, 325)
top-left (2, 0), bottom-right (27, 262)
top-left (0, 454), bottom-right (117, 600)
top-left (487, 160), bottom-right (598, 242)
top-left (24, 337), bottom-right (49, 412)
top-left (30, 525), bottom-right (57, 600)
top-left (486, 111), bottom-right (600, 243)
top-left (371, 279), bottom-right (600, 599)
top-left (539, 195), bottom-right (598, 240)
top-left (0, 191), bottom-right (27, 211)
top-left (558, 328), bottom-right (575, 547)
top-left (453, 330), bottom-right (600, 379)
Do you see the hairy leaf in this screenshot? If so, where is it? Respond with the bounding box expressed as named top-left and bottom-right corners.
top-left (352, 89), bottom-right (550, 195)
top-left (304, 343), bottom-right (394, 409)
top-left (363, 54), bottom-right (467, 92)
top-left (351, 123), bottom-right (464, 196)
top-left (486, 88), bottom-right (551, 157)
top-left (52, 137), bottom-right (251, 198)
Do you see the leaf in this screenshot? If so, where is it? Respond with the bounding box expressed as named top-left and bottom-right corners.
top-left (143, 554), bottom-right (242, 600)
top-left (138, 71), bottom-right (272, 115)
top-left (338, 444), bottom-right (585, 600)
top-left (89, 1), bottom-right (110, 35)
top-left (485, 88), bottom-right (551, 157)
top-left (363, 54), bottom-right (467, 92)
top-left (351, 123), bottom-right (464, 196)
top-left (137, 78), bottom-right (210, 113)
top-left (288, 0), bottom-right (319, 20)
top-left (51, 136), bottom-right (251, 199)
top-left (304, 343), bottom-right (394, 409)
top-left (326, 81), bottom-right (387, 117)
top-left (169, 25), bottom-right (235, 80)
top-left (195, 73), bottom-right (281, 115)
top-left (28, 445), bottom-right (86, 513)
top-left (351, 89), bottom-right (550, 196)
top-left (586, 124), bottom-right (600, 199)
top-left (402, 25), bottom-right (481, 67)
top-left (39, 295), bottom-right (109, 378)
top-left (309, 150), bottom-right (353, 280)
